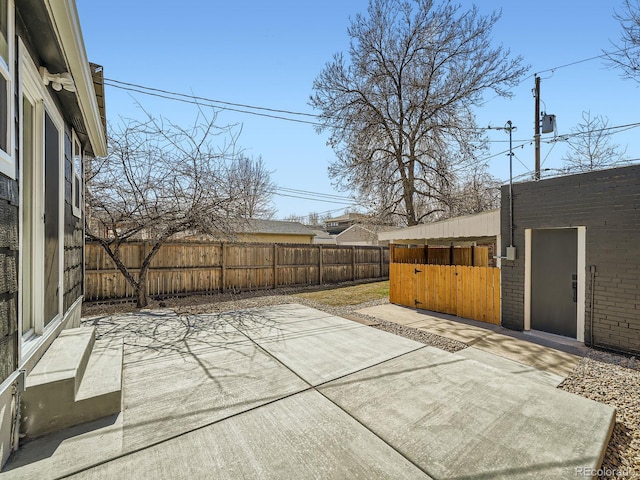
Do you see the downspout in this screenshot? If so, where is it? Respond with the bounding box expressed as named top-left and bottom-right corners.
top-left (590, 265), bottom-right (596, 347)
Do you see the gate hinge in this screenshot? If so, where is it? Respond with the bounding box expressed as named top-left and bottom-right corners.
top-left (414, 268), bottom-right (422, 274)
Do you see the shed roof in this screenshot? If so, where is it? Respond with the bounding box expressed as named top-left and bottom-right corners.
top-left (238, 219), bottom-right (315, 236)
top-left (379, 209), bottom-right (500, 243)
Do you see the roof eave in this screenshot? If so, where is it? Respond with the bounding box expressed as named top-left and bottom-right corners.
top-left (45, 0), bottom-right (107, 156)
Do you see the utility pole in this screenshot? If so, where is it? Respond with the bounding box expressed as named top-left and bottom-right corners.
top-left (506, 120), bottom-right (515, 247)
top-left (534, 75), bottom-right (541, 180)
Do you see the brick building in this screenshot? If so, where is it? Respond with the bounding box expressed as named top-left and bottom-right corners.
top-left (500, 165), bottom-right (640, 354)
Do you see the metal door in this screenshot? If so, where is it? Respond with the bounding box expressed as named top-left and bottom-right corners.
top-left (531, 229), bottom-right (577, 338)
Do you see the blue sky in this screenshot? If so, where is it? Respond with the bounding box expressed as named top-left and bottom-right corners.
top-left (76, 0), bottom-right (640, 220)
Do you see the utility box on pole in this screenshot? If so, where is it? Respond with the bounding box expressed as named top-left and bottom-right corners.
top-left (541, 114), bottom-right (556, 134)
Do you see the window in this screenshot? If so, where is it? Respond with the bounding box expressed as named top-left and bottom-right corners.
top-left (0, 0), bottom-right (13, 178)
top-left (0, 0), bottom-right (7, 64)
top-left (72, 135), bottom-right (82, 218)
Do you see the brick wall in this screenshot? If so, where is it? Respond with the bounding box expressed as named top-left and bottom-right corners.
top-left (500, 165), bottom-right (640, 354)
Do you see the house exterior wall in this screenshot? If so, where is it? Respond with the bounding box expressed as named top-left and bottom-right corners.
top-left (0, 175), bottom-right (18, 385)
top-left (336, 225), bottom-right (383, 246)
top-left (500, 165), bottom-right (640, 354)
top-left (63, 128), bottom-right (83, 315)
top-left (0, 1), bottom-right (105, 466)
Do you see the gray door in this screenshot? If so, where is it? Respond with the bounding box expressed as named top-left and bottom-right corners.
top-left (531, 229), bottom-right (577, 338)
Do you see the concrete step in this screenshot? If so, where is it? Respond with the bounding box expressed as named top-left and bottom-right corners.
top-left (74, 338), bottom-right (123, 421)
top-left (20, 327), bottom-right (123, 440)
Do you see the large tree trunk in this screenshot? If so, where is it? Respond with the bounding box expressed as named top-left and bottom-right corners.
top-left (135, 276), bottom-right (148, 308)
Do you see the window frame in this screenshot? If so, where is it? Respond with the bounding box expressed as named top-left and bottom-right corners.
top-left (18, 36), bottom-right (66, 359)
top-left (0, 0), bottom-right (14, 179)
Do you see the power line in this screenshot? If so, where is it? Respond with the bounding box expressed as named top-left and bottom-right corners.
top-left (271, 191), bottom-right (356, 205)
top-left (103, 81), bottom-right (324, 127)
top-left (105, 78), bottom-right (319, 119)
top-left (273, 186), bottom-right (353, 201)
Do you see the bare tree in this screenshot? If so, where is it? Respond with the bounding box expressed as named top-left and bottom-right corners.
top-left (442, 164), bottom-right (501, 218)
top-left (607, 0), bottom-right (640, 81)
top-left (225, 155), bottom-right (276, 219)
top-left (310, 0), bottom-right (527, 226)
top-left (307, 212), bottom-right (321, 226)
top-left (561, 111), bottom-right (627, 173)
top-left (282, 213), bottom-right (305, 223)
top-left (86, 110), bottom-right (241, 307)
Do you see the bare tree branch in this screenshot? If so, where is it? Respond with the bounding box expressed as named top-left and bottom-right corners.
top-left (85, 109), bottom-right (268, 307)
top-left (310, 0), bottom-right (527, 226)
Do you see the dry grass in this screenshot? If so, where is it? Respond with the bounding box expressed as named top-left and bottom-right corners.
top-left (294, 281), bottom-right (390, 307)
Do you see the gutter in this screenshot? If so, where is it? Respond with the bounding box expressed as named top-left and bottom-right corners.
top-left (44, 0), bottom-right (107, 156)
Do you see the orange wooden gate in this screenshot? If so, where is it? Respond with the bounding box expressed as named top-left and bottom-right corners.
top-left (390, 263), bottom-right (501, 325)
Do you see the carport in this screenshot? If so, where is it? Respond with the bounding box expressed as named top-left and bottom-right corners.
top-left (380, 210), bottom-right (503, 325)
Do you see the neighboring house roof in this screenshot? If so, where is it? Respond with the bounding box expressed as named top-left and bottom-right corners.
top-left (324, 212), bottom-right (368, 223)
top-left (336, 223), bottom-right (396, 245)
top-left (379, 209), bottom-right (500, 244)
top-left (311, 229), bottom-right (334, 239)
top-left (238, 219), bottom-right (316, 236)
top-left (311, 230), bottom-right (337, 245)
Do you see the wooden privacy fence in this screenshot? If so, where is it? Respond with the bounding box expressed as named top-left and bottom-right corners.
top-left (390, 263), bottom-right (500, 324)
top-left (85, 241), bottom-right (389, 301)
top-left (390, 244), bottom-right (494, 267)
top-left (389, 243), bottom-right (501, 325)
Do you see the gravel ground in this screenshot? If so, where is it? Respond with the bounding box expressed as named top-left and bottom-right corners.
top-left (83, 289), bottom-right (640, 479)
top-left (559, 355), bottom-right (640, 479)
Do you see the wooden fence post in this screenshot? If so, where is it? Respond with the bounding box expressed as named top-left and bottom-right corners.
top-left (449, 245), bottom-right (454, 266)
top-left (352, 245), bottom-right (356, 281)
top-left (221, 243), bottom-right (226, 293)
top-left (273, 244), bottom-right (278, 289)
top-left (143, 241), bottom-right (150, 298)
top-left (389, 244), bottom-right (395, 264)
top-left (318, 245), bottom-right (323, 285)
top-left (379, 246), bottom-right (383, 277)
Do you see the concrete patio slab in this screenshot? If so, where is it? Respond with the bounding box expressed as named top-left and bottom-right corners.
top-left (3, 311), bottom-right (310, 479)
top-left (357, 303), bottom-right (495, 344)
top-left (457, 347), bottom-right (565, 387)
top-left (471, 334), bottom-right (580, 378)
top-left (65, 390), bottom-right (433, 480)
top-left (90, 310), bottom-right (255, 365)
top-left (229, 305), bottom-right (424, 386)
top-left (319, 346), bottom-right (615, 480)
top-left (357, 303), bottom-right (581, 377)
top-left (121, 340), bottom-right (309, 451)
top-left (3, 304), bottom-right (613, 480)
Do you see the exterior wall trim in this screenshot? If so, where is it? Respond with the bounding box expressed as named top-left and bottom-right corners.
top-left (43, 0), bottom-right (106, 156)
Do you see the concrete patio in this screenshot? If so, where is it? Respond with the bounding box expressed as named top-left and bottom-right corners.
top-left (2, 304), bottom-right (614, 479)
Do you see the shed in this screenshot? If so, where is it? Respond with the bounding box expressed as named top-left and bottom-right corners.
top-left (383, 210), bottom-right (502, 325)
top-left (500, 164), bottom-right (640, 354)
